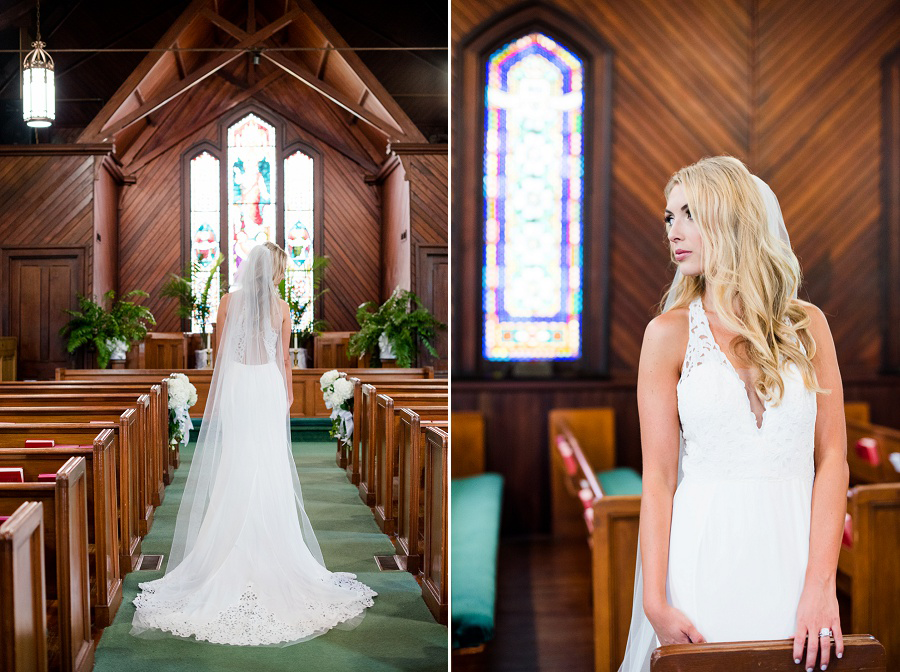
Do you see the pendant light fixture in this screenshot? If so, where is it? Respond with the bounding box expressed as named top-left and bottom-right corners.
top-left (22, 0), bottom-right (55, 128)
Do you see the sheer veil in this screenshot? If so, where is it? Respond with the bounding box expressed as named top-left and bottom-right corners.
top-left (617, 174), bottom-right (795, 671)
top-left (167, 244), bottom-right (324, 572)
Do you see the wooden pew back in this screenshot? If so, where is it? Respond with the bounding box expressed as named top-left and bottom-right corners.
top-left (0, 429), bottom-right (121, 626)
top-left (450, 411), bottom-right (485, 479)
top-left (0, 501), bottom-right (48, 672)
top-left (549, 408), bottom-right (616, 538)
top-left (396, 410), bottom-right (448, 573)
top-left (0, 457), bottom-right (93, 672)
top-left (423, 426), bottom-right (448, 624)
top-left (373, 397), bottom-right (447, 533)
top-left (846, 419), bottom-right (900, 485)
top-left (651, 634), bottom-right (885, 671)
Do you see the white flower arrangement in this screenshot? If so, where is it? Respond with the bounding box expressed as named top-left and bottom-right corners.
top-left (320, 369), bottom-right (353, 444)
top-left (168, 373), bottom-right (198, 446)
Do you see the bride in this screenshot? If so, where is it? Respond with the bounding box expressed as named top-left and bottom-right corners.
top-left (619, 157), bottom-right (848, 672)
top-left (132, 242), bottom-right (376, 646)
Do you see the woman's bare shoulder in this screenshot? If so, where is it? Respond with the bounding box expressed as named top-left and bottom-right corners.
top-left (642, 307), bottom-right (690, 369)
top-left (790, 298), bottom-right (832, 339)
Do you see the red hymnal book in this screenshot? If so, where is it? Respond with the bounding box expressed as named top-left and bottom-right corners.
top-left (842, 513), bottom-right (853, 549)
top-left (0, 467), bottom-right (24, 483)
top-left (24, 439), bottom-right (54, 447)
top-left (855, 438), bottom-right (880, 466)
top-left (37, 473), bottom-right (56, 483)
top-left (0, 516), bottom-right (9, 525)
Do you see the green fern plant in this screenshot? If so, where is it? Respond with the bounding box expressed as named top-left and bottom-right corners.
top-left (348, 288), bottom-right (444, 368)
top-left (59, 290), bottom-right (156, 369)
top-left (161, 255), bottom-right (225, 343)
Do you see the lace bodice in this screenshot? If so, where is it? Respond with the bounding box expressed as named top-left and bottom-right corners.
top-left (232, 315), bottom-right (278, 364)
top-left (676, 297), bottom-right (817, 481)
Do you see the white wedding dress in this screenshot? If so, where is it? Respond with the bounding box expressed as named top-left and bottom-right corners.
top-left (619, 296), bottom-right (817, 670)
top-left (132, 246), bottom-right (375, 646)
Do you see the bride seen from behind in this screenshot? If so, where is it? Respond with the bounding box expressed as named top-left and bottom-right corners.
top-left (619, 156), bottom-right (849, 672)
top-left (131, 241), bottom-right (376, 646)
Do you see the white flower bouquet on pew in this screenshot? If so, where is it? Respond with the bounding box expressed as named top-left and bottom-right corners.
top-left (320, 369), bottom-right (353, 444)
top-left (168, 373), bottom-right (198, 446)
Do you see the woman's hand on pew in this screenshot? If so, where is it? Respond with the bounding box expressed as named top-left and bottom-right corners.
top-left (792, 583), bottom-right (843, 671)
top-left (646, 602), bottom-right (706, 645)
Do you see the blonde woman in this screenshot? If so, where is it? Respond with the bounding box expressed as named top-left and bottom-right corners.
top-left (132, 242), bottom-right (376, 646)
top-left (619, 157), bottom-right (848, 672)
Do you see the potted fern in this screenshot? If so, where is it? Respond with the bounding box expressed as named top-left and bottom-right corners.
top-left (347, 288), bottom-right (444, 368)
top-left (60, 290), bottom-right (156, 369)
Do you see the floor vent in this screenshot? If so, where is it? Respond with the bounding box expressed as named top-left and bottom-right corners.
top-left (374, 554), bottom-right (402, 571)
top-left (137, 554), bottom-right (164, 571)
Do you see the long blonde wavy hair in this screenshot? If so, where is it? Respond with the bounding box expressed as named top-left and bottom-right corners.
top-left (660, 156), bottom-right (826, 403)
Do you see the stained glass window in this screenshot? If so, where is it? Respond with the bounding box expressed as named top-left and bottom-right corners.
top-left (482, 32), bottom-right (584, 361)
top-left (284, 150), bottom-right (315, 330)
top-left (227, 113), bottom-right (277, 286)
top-left (189, 151), bottom-right (220, 333)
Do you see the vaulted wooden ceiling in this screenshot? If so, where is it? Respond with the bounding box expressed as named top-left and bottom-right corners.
top-left (0, 0), bottom-right (447, 147)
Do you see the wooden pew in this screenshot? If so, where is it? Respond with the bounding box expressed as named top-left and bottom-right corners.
top-left (422, 426), bottom-right (448, 625)
top-left (0, 336), bottom-right (16, 381)
top-left (845, 419), bottom-right (900, 485)
top-left (0, 411), bottom-right (142, 572)
top-left (394, 409), bottom-right (448, 573)
top-left (450, 411), bottom-right (485, 477)
top-left (0, 457), bottom-right (93, 672)
top-left (0, 392), bottom-right (165, 510)
top-left (0, 501), bottom-right (48, 672)
top-left (0, 381), bottom-right (171, 485)
top-left (357, 386), bottom-right (446, 504)
top-left (339, 376), bottom-right (447, 476)
top-left (837, 483), bottom-right (900, 671)
top-left (137, 332), bottom-right (187, 369)
top-left (56, 367), bottom-right (434, 418)
top-left (549, 407), bottom-right (617, 538)
top-left (0, 429), bottom-right (121, 627)
top-left (651, 634), bottom-right (886, 671)
top-left (373, 394), bottom-right (448, 532)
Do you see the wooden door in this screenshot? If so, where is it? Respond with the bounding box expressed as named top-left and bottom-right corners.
top-left (1, 247), bottom-right (85, 379)
top-left (416, 245), bottom-right (448, 377)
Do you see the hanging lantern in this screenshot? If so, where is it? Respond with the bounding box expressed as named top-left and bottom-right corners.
top-left (22, 1), bottom-right (54, 129)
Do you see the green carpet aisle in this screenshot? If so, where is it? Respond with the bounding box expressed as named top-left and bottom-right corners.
top-left (93, 438), bottom-right (448, 671)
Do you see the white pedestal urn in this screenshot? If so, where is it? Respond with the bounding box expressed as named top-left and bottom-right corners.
top-left (107, 338), bottom-right (128, 362)
top-left (378, 332), bottom-right (396, 367)
top-left (195, 349), bottom-right (208, 369)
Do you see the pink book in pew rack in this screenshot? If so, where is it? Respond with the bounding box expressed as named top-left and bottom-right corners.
top-left (0, 467), bottom-right (24, 483)
top-left (25, 439), bottom-right (55, 447)
top-left (37, 474), bottom-right (56, 483)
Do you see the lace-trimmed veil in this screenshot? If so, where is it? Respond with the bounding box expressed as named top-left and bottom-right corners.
top-left (167, 244), bottom-right (324, 572)
top-left (618, 174), bottom-right (795, 671)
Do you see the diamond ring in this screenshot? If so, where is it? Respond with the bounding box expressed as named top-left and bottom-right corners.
top-left (819, 627), bottom-right (833, 638)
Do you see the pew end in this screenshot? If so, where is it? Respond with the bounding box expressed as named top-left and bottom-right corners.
top-left (549, 408), bottom-right (616, 537)
top-left (450, 411), bottom-right (485, 478)
top-left (0, 501), bottom-right (48, 672)
top-left (650, 634), bottom-right (886, 671)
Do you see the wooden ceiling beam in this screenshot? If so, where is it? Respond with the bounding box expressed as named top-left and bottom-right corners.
top-left (291, 0), bottom-right (425, 142)
top-left (203, 8), bottom-right (402, 138)
top-left (126, 70), bottom-right (283, 174)
top-left (79, 0), bottom-right (212, 142)
top-left (99, 9), bottom-right (299, 140)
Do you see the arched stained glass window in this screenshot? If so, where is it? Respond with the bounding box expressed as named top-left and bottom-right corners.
top-left (189, 151), bottom-right (220, 333)
top-left (482, 32), bottom-right (584, 361)
top-left (284, 150), bottom-right (315, 330)
top-left (227, 113), bottom-right (277, 287)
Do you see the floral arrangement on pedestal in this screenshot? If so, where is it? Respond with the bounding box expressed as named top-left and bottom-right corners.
top-left (167, 373), bottom-right (198, 446)
top-left (320, 369), bottom-right (353, 444)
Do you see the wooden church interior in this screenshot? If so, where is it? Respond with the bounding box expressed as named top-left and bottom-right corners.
top-left (0, 0), bottom-right (449, 669)
top-left (450, 1), bottom-right (900, 671)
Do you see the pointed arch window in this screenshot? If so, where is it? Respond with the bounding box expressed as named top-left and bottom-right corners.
top-left (483, 32), bottom-right (585, 361)
top-left (185, 108), bottom-right (322, 333)
top-left (455, 8), bottom-right (612, 376)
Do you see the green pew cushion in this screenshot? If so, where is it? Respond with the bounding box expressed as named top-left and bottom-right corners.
top-left (595, 466), bottom-right (642, 496)
top-left (451, 473), bottom-right (504, 649)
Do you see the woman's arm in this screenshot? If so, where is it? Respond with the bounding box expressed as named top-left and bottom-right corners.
top-left (793, 304), bottom-right (848, 671)
top-left (214, 293), bottom-right (230, 367)
top-left (280, 301), bottom-right (294, 409)
top-left (637, 311), bottom-right (705, 644)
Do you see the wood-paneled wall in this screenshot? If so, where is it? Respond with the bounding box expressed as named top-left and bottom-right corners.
top-left (401, 149), bottom-right (449, 292)
top-left (451, 0), bottom-right (900, 535)
top-left (117, 73), bottom-right (382, 333)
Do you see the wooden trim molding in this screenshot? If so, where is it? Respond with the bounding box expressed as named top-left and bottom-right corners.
top-left (0, 144), bottom-right (113, 157)
top-left (389, 143), bottom-right (448, 155)
top-left (882, 45), bottom-right (900, 373)
top-left (454, 1), bottom-right (614, 378)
